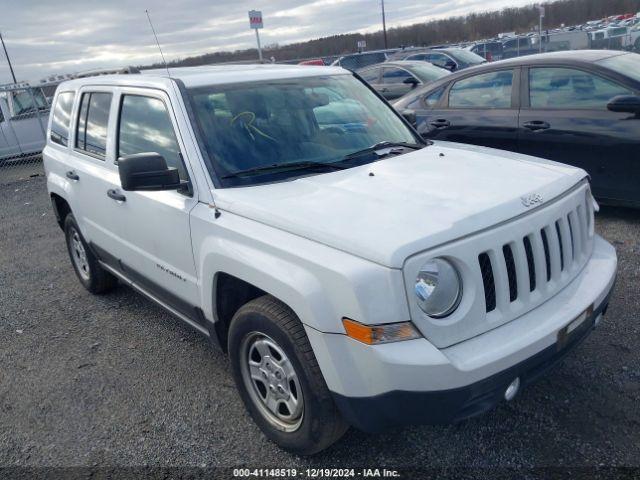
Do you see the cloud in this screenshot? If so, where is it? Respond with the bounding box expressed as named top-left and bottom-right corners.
top-left (0, 0), bottom-right (533, 84)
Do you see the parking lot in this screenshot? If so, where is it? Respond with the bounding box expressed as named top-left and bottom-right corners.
top-left (0, 174), bottom-right (638, 469)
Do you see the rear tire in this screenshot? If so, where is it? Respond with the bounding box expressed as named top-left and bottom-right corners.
top-left (228, 295), bottom-right (348, 455)
top-left (64, 214), bottom-right (117, 294)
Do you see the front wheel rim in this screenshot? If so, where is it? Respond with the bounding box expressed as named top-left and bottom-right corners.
top-left (239, 332), bottom-right (304, 432)
top-left (69, 227), bottom-right (90, 281)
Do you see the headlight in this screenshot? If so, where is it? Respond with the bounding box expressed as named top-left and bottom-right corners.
top-left (415, 258), bottom-right (462, 318)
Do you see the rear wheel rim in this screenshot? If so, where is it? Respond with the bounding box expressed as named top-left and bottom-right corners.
top-left (239, 332), bottom-right (304, 432)
top-left (69, 227), bottom-right (90, 281)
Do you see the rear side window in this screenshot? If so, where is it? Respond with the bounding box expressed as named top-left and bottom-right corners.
top-left (117, 95), bottom-right (187, 181)
top-left (75, 92), bottom-right (112, 158)
top-left (50, 91), bottom-right (75, 146)
top-left (449, 70), bottom-right (514, 108)
top-left (529, 67), bottom-right (633, 109)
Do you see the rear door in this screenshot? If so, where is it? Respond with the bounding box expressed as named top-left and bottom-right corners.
top-left (518, 65), bottom-right (639, 204)
top-left (67, 89), bottom-right (125, 254)
top-left (415, 68), bottom-right (521, 151)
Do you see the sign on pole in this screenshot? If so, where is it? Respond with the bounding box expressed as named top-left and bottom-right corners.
top-left (357, 40), bottom-right (366, 49)
top-left (249, 10), bottom-right (263, 29)
top-left (248, 10), bottom-right (264, 62)
top-left (538, 6), bottom-right (545, 17)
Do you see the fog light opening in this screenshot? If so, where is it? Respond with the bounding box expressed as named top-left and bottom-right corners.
top-left (504, 377), bottom-right (520, 401)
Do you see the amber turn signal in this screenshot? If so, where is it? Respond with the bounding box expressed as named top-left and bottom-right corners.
top-left (342, 318), bottom-right (421, 345)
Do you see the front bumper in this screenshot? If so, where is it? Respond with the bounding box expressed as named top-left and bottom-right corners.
top-left (305, 235), bottom-right (617, 432)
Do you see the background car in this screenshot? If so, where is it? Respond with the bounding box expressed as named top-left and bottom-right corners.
top-left (466, 42), bottom-right (504, 61)
top-left (298, 58), bottom-right (326, 66)
top-left (357, 61), bottom-right (450, 100)
top-left (393, 50), bottom-right (640, 207)
top-left (387, 48), bottom-right (486, 72)
top-left (331, 50), bottom-right (396, 71)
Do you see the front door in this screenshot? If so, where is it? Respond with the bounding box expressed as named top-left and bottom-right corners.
top-left (518, 66), bottom-right (640, 204)
top-left (111, 89), bottom-right (200, 318)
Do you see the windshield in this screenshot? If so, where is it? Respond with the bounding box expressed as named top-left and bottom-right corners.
top-left (409, 64), bottom-right (450, 82)
top-left (449, 49), bottom-right (486, 65)
top-left (598, 53), bottom-right (640, 83)
top-left (188, 74), bottom-right (419, 186)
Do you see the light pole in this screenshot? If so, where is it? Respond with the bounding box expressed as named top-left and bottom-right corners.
top-left (538, 5), bottom-right (545, 53)
top-left (0, 31), bottom-right (17, 84)
top-left (381, 0), bottom-right (388, 49)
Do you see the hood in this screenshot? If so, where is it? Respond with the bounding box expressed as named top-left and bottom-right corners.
top-left (213, 141), bottom-right (587, 268)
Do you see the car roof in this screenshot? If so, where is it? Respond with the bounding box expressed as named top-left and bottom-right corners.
top-left (55, 64), bottom-right (350, 91)
top-left (361, 60), bottom-right (440, 70)
top-left (485, 49), bottom-right (627, 67)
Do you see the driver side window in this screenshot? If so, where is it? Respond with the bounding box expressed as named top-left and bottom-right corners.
top-left (449, 70), bottom-right (514, 108)
top-left (117, 95), bottom-right (189, 182)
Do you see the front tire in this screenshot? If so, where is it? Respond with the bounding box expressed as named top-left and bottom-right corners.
top-left (64, 214), bottom-right (117, 294)
top-left (228, 295), bottom-right (348, 455)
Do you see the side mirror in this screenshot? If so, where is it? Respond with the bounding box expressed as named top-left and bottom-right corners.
top-left (118, 152), bottom-right (183, 191)
top-left (607, 95), bottom-right (640, 115)
top-left (401, 109), bottom-right (417, 128)
top-left (403, 77), bottom-right (420, 88)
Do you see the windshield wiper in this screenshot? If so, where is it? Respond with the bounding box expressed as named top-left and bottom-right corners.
top-left (341, 141), bottom-right (425, 162)
top-left (221, 160), bottom-right (348, 179)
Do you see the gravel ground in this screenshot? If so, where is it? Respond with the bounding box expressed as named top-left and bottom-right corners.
top-left (0, 175), bottom-right (638, 470)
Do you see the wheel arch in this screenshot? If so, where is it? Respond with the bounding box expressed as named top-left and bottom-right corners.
top-left (50, 192), bottom-right (72, 230)
top-left (203, 249), bottom-right (342, 353)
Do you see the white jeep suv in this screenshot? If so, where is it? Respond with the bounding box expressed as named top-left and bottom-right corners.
top-left (43, 65), bottom-right (617, 455)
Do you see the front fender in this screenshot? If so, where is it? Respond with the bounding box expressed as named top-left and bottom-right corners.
top-left (190, 204), bottom-right (410, 333)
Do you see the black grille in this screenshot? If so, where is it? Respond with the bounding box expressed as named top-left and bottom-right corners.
top-left (567, 215), bottom-right (576, 261)
top-left (502, 244), bottom-right (518, 302)
top-left (523, 236), bottom-right (536, 292)
top-left (541, 229), bottom-right (551, 281)
top-left (478, 253), bottom-right (496, 312)
top-left (555, 221), bottom-right (564, 271)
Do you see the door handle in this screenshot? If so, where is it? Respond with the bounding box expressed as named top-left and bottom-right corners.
top-left (107, 189), bottom-right (126, 202)
top-left (523, 120), bottom-right (550, 131)
top-left (430, 119), bottom-right (451, 128)
top-left (66, 171), bottom-right (79, 181)
top-left (380, 87), bottom-right (389, 92)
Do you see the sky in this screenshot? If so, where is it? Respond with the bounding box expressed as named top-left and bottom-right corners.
top-left (0, 0), bottom-right (533, 84)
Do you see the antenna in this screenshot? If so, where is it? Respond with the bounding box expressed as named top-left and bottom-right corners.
top-left (145, 9), bottom-right (171, 77)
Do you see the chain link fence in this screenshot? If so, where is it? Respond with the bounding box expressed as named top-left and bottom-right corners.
top-left (0, 83), bottom-right (49, 185)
